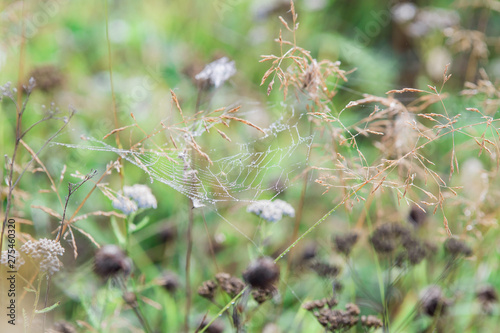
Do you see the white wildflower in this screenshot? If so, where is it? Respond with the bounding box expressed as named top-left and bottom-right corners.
top-left (20, 238), bottom-right (64, 276)
top-left (123, 184), bottom-right (157, 209)
top-left (0, 249), bottom-right (25, 270)
top-left (247, 199), bottom-right (295, 222)
top-left (112, 195), bottom-right (138, 215)
top-left (112, 184), bottom-right (157, 214)
top-left (195, 57), bottom-right (236, 88)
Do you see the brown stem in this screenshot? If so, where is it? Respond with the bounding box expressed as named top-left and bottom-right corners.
top-left (184, 199), bottom-right (194, 333)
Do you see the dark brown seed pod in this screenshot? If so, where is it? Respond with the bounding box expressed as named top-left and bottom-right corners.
top-left (93, 245), bottom-right (132, 279)
top-left (242, 256), bottom-right (280, 289)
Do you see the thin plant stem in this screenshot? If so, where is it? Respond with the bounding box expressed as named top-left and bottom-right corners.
top-left (184, 199), bottom-right (194, 333)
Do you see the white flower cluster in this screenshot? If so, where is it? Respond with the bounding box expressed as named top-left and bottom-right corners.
top-left (247, 199), bottom-right (295, 222)
top-left (113, 184), bottom-right (157, 215)
top-left (0, 249), bottom-right (25, 270)
top-left (20, 238), bottom-right (64, 276)
top-left (195, 57), bottom-right (236, 88)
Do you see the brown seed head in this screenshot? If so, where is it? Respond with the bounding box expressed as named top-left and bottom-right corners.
top-left (197, 280), bottom-right (217, 300)
top-left (93, 245), bottom-right (132, 279)
top-left (333, 232), bottom-right (359, 256)
top-left (243, 257), bottom-right (280, 289)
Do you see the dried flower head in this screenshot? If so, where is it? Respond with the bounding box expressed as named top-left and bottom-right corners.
top-left (476, 285), bottom-right (498, 313)
top-left (444, 237), bottom-right (472, 257)
top-left (369, 223), bottom-right (410, 254)
top-left (408, 205), bottom-right (427, 226)
top-left (93, 245), bottom-right (132, 279)
top-left (419, 285), bottom-right (450, 316)
top-left (195, 57), bottom-right (236, 88)
top-left (20, 238), bottom-right (64, 276)
top-left (251, 287), bottom-right (275, 304)
top-left (27, 65), bottom-right (63, 92)
top-left (345, 303), bottom-right (360, 316)
top-left (243, 256), bottom-right (280, 289)
top-left (361, 315), bottom-right (383, 329)
top-left (158, 271), bottom-right (180, 294)
top-left (333, 232), bottom-right (359, 256)
top-left (308, 260), bottom-right (340, 278)
top-left (215, 272), bottom-right (245, 297)
top-left (314, 307), bottom-right (359, 330)
top-left (401, 236), bottom-right (429, 265)
top-left (1, 249), bottom-right (25, 270)
top-left (198, 280), bottom-right (218, 300)
top-left (303, 299), bottom-right (327, 311)
top-left (246, 199), bottom-right (295, 222)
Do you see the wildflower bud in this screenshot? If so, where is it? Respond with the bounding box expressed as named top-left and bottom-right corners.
top-left (243, 257), bottom-right (280, 289)
top-left (93, 245), bottom-right (132, 279)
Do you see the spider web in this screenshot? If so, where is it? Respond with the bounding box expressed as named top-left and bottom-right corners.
top-left (54, 107), bottom-right (314, 208)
